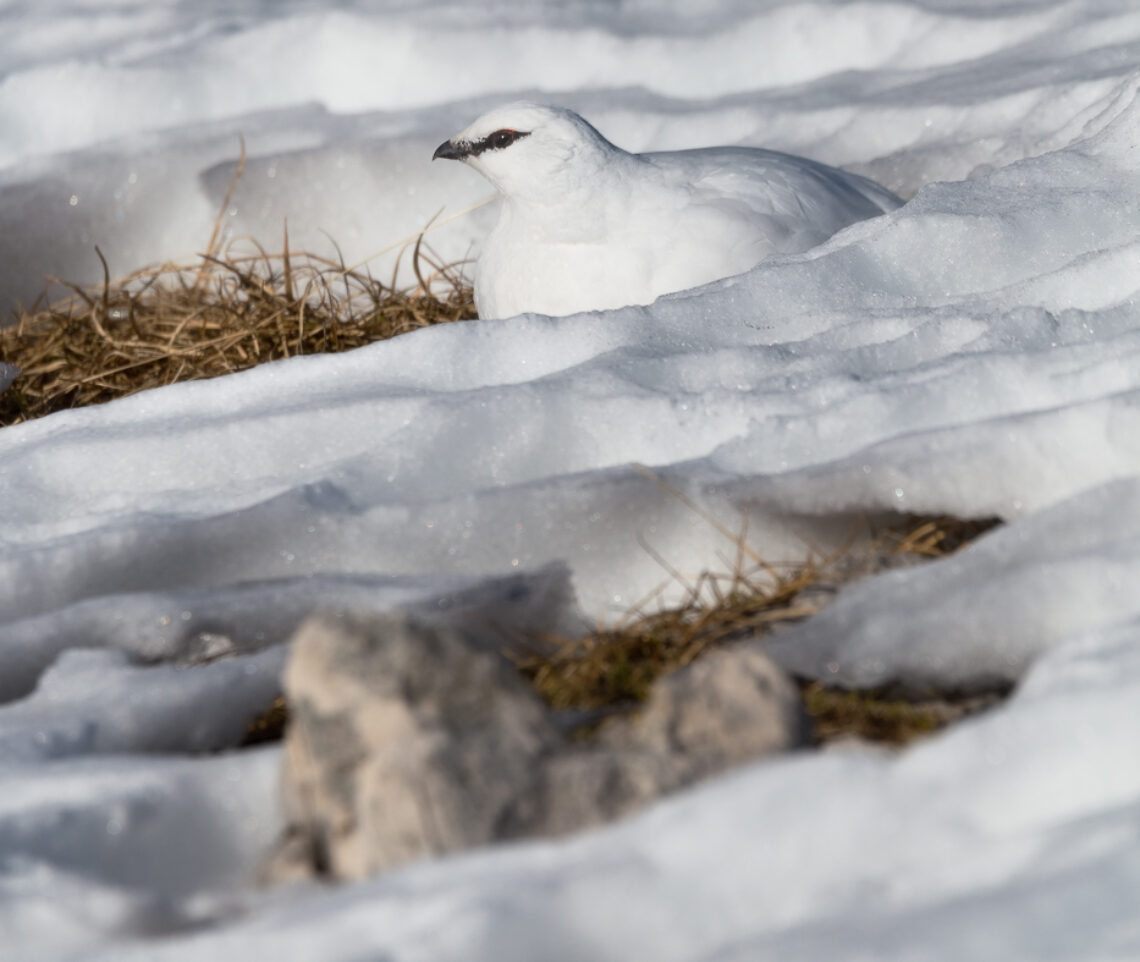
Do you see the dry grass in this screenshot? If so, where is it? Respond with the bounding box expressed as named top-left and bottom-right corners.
top-left (801, 682), bottom-right (1010, 747)
top-left (242, 511), bottom-right (1002, 750)
top-left (0, 163), bottom-right (476, 427)
top-left (243, 695), bottom-right (289, 748)
top-left (0, 241), bottom-right (474, 426)
top-left (240, 514), bottom-right (1002, 749)
top-left (516, 512), bottom-right (1003, 744)
top-left (517, 563), bottom-right (821, 710)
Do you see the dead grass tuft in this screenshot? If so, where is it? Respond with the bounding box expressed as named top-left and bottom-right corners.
top-left (0, 240), bottom-right (474, 427)
top-left (0, 158), bottom-right (476, 427)
top-left (243, 513), bottom-right (1002, 751)
top-left (517, 563), bottom-right (820, 710)
top-left (800, 681), bottom-right (1010, 747)
top-left (516, 513), bottom-right (1003, 744)
top-left (238, 511), bottom-right (1002, 749)
top-left (243, 695), bottom-right (289, 747)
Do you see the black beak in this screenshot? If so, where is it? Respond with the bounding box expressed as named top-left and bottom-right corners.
top-left (433, 140), bottom-right (466, 161)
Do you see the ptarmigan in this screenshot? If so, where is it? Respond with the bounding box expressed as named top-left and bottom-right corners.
top-left (433, 103), bottom-right (902, 319)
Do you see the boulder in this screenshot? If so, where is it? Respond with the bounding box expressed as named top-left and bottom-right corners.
top-left (267, 611), bottom-right (807, 882)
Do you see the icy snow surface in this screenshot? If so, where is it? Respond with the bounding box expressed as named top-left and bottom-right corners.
top-left (2, 1), bottom-right (1140, 960)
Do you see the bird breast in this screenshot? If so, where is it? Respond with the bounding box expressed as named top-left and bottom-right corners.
top-left (470, 149), bottom-right (900, 319)
top-left (474, 192), bottom-right (764, 319)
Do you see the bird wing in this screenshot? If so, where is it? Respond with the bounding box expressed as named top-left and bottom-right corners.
top-left (642, 146), bottom-right (901, 252)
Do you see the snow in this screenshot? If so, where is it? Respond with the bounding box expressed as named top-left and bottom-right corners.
top-left (768, 479), bottom-right (1140, 692)
top-left (1, 1), bottom-right (1139, 959)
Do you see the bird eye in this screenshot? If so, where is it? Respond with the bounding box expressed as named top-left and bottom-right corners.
top-left (487, 129), bottom-right (521, 150)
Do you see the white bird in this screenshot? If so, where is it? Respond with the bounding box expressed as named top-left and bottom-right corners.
top-left (433, 103), bottom-right (902, 320)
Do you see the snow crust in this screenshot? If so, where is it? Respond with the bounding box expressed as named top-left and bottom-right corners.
top-left (80, 622), bottom-right (1140, 962)
top-left (1, 1), bottom-right (1139, 959)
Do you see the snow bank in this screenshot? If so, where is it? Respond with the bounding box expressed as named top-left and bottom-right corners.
top-left (767, 478), bottom-right (1140, 691)
top-left (2, 1), bottom-right (1139, 960)
top-left (78, 620), bottom-right (1140, 962)
top-left (0, 748), bottom-right (280, 957)
top-left (4, 74), bottom-right (1137, 630)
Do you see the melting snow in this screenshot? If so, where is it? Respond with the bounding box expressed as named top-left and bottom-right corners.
top-left (1, 1), bottom-right (1139, 959)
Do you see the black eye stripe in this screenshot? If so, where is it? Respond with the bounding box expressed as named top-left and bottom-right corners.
top-left (469, 128), bottom-right (530, 156)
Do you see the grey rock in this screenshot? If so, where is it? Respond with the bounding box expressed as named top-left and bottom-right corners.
top-left (503, 749), bottom-right (675, 837)
top-left (268, 613), bottom-right (807, 883)
top-left (508, 646), bottom-right (809, 837)
top-left (269, 611), bottom-right (559, 882)
top-left (608, 645), bottom-right (809, 768)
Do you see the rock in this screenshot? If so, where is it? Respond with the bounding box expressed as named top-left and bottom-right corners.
top-left (610, 645), bottom-right (809, 770)
top-left (267, 613), bottom-right (807, 883)
top-left (506, 646), bottom-right (809, 837)
top-left (502, 749), bottom-right (675, 837)
top-left (267, 611), bottom-right (560, 882)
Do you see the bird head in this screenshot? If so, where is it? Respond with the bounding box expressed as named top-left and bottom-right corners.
top-left (433, 103), bottom-right (619, 203)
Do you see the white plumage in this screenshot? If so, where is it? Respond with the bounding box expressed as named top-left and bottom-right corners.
top-left (434, 103), bottom-right (902, 320)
